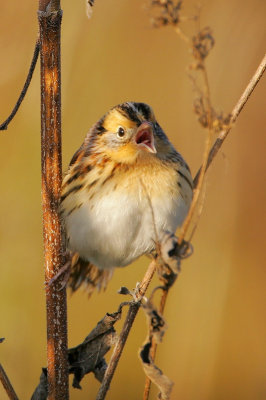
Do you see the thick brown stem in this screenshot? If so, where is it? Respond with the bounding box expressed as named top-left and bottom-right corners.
top-left (38, 2), bottom-right (69, 400)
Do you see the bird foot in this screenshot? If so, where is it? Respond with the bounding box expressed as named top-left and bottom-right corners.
top-left (45, 259), bottom-right (71, 291)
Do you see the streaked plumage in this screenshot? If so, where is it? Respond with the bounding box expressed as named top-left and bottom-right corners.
top-left (60, 102), bottom-right (193, 294)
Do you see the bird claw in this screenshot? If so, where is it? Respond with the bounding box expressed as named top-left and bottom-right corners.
top-left (133, 282), bottom-right (148, 303)
top-left (153, 231), bottom-right (194, 289)
top-left (160, 231), bottom-right (193, 272)
top-left (45, 260), bottom-right (71, 291)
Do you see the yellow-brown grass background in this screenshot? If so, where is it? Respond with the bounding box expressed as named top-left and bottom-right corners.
top-left (0, 1), bottom-right (265, 399)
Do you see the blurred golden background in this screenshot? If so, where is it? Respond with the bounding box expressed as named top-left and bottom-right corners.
top-left (0, 1), bottom-right (265, 399)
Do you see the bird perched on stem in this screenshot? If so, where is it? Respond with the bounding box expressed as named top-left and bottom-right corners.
top-left (60, 102), bottom-right (193, 295)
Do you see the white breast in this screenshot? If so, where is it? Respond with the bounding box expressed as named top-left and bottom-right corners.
top-left (64, 178), bottom-right (190, 270)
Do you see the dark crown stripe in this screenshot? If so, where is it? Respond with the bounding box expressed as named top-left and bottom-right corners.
top-left (135, 102), bottom-right (151, 120)
top-left (118, 104), bottom-right (141, 125)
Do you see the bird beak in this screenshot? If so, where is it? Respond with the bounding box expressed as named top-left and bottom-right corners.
top-left (134, 122), bottom-right (157, 154)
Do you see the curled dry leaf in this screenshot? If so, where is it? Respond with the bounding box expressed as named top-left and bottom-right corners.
top-left (140, 298), bottom-right (172, 399)
top-left (156, 231), bottom-right (192, 288)
top-left (68, 311), bottom-right (120, 388)
top-left (118, 286), bottom-right (132, 296)
top-left (140, 346), bottom-right (174, 400)
top-left (31, 311), bottom-right (121, 399)
top-left (142, 299), bottom-right (167, 344)
top-left (160, 231), bottom-right (181, 274)
top-left (31, 369), bottom-right (47, 400)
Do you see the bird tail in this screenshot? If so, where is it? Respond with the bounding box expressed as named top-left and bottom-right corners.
top-left (69, 254), bottom-right (113, 296)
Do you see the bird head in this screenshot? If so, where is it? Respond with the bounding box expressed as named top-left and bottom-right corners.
top-left (89, 102), bottom-right (161, 164)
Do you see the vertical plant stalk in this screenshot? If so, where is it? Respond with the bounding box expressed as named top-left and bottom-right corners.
top-left (38, 1), bottom-right (69, 399)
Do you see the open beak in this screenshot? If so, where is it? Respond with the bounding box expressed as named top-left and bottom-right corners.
top-left (135, 122), bottom-right (157, 154)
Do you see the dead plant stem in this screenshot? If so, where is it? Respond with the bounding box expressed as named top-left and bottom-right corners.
top-left (38, 2), bottom-right (69, 399)
top-left (0, 41), bottom-right (40, 131)
top-left (96, 260), bottom-right (157, 400)
top-left (178, 59), bottom-right (214, 244)
top-left (0, 364), bottom-right (19, 400)
top-left (194, 53), bottom-right (266, 186)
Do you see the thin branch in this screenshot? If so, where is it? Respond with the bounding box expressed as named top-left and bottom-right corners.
top-left (178, 127), bottom-right (212, 244)
top-left (194, 52), bottom-right (266, 186)
top-left (0, 364), bottom-right (19, 400)
top-left (0, 41), bottom-right (40, 131)
top-left (96, 260), bottom-right (157, 400)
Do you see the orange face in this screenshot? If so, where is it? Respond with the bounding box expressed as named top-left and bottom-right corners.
top-left (99, 105), bottom-right (157, 164)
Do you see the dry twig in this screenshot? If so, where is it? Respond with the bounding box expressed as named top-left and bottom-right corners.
top-left (96, 260), bottom-right (157, 400)
top-left (0, 363), bottom-right (19, 400)
top-left (0, 41), bottom-right (40, 131)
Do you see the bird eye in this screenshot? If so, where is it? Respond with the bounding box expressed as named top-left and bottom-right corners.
top-left (117, 126), bottom-right (125, 138)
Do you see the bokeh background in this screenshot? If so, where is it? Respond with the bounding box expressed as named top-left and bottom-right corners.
top-left (0, 1), bottom-right (265, 399)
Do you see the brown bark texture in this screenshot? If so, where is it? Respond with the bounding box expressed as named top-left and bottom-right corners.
top-left (38, 2), bottom-right (69, 399)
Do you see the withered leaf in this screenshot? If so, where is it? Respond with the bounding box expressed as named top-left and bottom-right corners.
top-left (69, 311), bottom-right (120, 388)
top-left (31, 311), bottom-right (121, 399)
top-left (117, 286), bottom-right (131, 296)
top-left (31, 368), bottom-right (48, 400)
top-left (140, 341), bottom-right (173, 400)
top-left (142, 299), bottom-right (167, 344)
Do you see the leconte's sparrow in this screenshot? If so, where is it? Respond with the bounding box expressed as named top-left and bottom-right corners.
top-left (60, 102), bottom-right (193, 294)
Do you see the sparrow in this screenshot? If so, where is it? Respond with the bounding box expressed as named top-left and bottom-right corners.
top-left (60, 102), bottom-right (193, 294)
